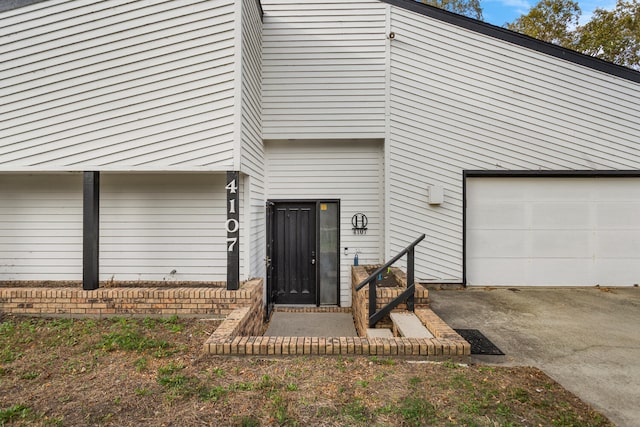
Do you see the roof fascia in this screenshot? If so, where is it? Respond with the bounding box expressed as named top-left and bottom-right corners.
top-left (0, 0), bottom-right (49, 13)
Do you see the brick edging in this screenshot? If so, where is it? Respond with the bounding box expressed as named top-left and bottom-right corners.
top-left (204, 306), bottom-right (470, 360)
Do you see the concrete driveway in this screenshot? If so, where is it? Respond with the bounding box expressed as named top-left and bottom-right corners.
top-left (428, 287), bottom-right (640, 427)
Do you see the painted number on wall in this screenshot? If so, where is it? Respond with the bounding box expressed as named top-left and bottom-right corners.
top-left (226, 171), bottom-right (240, 290)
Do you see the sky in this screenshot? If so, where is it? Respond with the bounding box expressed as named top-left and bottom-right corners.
top-left (480, 0), bottom-right (618, 27)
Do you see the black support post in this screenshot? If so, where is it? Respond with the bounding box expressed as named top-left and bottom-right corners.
top-left (407, 247), bottom-right (415, 312)
top-left (368, 278), bottom-right (376, 327)
top-left (226, 171), bottom-right (240, 290)
top-left (83, 171), bottom-right (100, 290)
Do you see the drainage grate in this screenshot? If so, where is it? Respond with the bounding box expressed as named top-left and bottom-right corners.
top-left (454, 329), bottom-right (504, 355)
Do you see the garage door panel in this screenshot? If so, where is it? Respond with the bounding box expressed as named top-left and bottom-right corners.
top-left (593, 179), bottom-right (640, 199)
top-left (527, 259), bottom-right (593, 285)
top-left (593, 259), bottom-right (640, 285)
top-left (596, 204), bottom-right (640, 228)
top-left (467, 229), bottom-right (527, 257)
top-left (531, 203), bottom-right (590, 228)
top-left (467, 177), bottom-right (640, 287)
top-left (525, 180), bottom-right (592, 200)
top-left (467, 258), bottom-right (527, 285)
top-left (468, 179), bottom-right (526, 200)
top-left (531, 230), bottom-right (591, 257)
top-left (596, 230), bottom-right (640, 257)
top-left (466, 204), bottom-right (526, 228)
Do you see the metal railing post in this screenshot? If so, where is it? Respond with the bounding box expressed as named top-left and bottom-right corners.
top-left (407, 247), bottom-right (415, 312)
top-left (354, 234), bottom-right (425, 327)
top-left (368, 278), bottom-right (376, 327)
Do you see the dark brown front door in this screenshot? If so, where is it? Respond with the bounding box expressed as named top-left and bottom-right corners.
top-left (270, 202), bottom-right (317, 305)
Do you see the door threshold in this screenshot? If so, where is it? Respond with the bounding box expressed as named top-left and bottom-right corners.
top-left (273, 305), bottom-right (351, 313)
top-left (274, 304), bottom-right (318, 308)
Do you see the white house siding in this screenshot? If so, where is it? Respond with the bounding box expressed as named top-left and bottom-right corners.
top-left (387, 7), bottom-right (640, 282)
top-left (100, 173), bottom-right (235, 282)
top-left (0, 0), bottom-right (237, 171)
top-left (261, 0), bottom-right (388, 140)
top-left (239, 0), bottom-right (265, 280)
top-left (265, 140), bottom-right (384, 306)
top-left (0, 174), bottom-right (82, 281)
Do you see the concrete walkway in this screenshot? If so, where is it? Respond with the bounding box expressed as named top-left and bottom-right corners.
top-left (264, 312), bottom-right (358, 337)
top-left (428, 287), bottom-right (640, 427)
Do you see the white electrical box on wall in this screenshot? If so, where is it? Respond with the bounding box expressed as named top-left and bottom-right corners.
top-left (428, 184), bottom-right (444, 205)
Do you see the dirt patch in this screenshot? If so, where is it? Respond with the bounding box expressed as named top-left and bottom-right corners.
top-left (0, 315), bottom-right (612, 426)
top-left (364, 266), bottom-right (401, 288)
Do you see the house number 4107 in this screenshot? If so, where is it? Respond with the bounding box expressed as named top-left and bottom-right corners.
top-left (226, 171), bottom-right (240, 290)
top-left (226, 175), bottom-right (239, 252)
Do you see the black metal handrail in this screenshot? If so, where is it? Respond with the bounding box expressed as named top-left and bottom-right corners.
top-left (355, 234), bottom-right (425, 327)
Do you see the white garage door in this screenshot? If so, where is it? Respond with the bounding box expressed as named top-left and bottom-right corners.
top-left (467, 177), bottom-right (640, 286)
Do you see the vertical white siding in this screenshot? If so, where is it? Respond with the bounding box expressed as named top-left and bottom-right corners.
top-left (0, 0), bottom-right (236, 170)
top-left (0, 174), bottom-right (82, 281)
top-left (387, 7), bottom-right (640, 282)
top-left (261, 0), bottom-right (387, 139)
top-left (266, 140), bottom-right (384, 306)
top-left (240, 0), bottom-right (265, 279)
top-left (100, 174), bottom-right (228, 282)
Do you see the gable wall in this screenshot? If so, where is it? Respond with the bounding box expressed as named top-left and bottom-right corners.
top-left (388, 7), bottom-right (640, 281)
top-left (0, 0), bottom-right (237, 171)
top-left (261, 0), bottom-right (388, 140)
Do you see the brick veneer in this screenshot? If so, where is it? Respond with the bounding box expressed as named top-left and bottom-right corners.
top-left (0, 274), bottom-right (469, 360)
top-left (0, 279), bottom-right (262, 318)
top-left (203, 266), bottom-right (470, 360)
top-left (205, 333), bottom-right (469, 358)
top-left (351, 265), bottom-right (430, 336)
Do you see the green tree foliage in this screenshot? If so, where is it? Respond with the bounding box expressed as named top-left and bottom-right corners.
top-left (576, 1), bottom-right (640, 69)
top-left (506, 0), bottom-right (581, 46)
top-left (421, 0), bottom-right (484, 20)
top-left (507, 0), bottom-right (640, 70)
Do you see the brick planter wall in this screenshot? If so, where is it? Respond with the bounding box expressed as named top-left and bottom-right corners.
top-left (201, 269), bottom-right (469, 360)
top-left (0, 279), bottom-right (263, 318)
top-left (351, 265), bottom-right (429, 336)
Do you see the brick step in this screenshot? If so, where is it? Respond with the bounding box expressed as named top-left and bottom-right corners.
top-left (390, 312), bottom-right (434, 338)
top-left (366, 328), bottom-right (394, 338)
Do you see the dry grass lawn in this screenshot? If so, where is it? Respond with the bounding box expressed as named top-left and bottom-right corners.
top-left (0, 314), bottom-right (611, 426)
